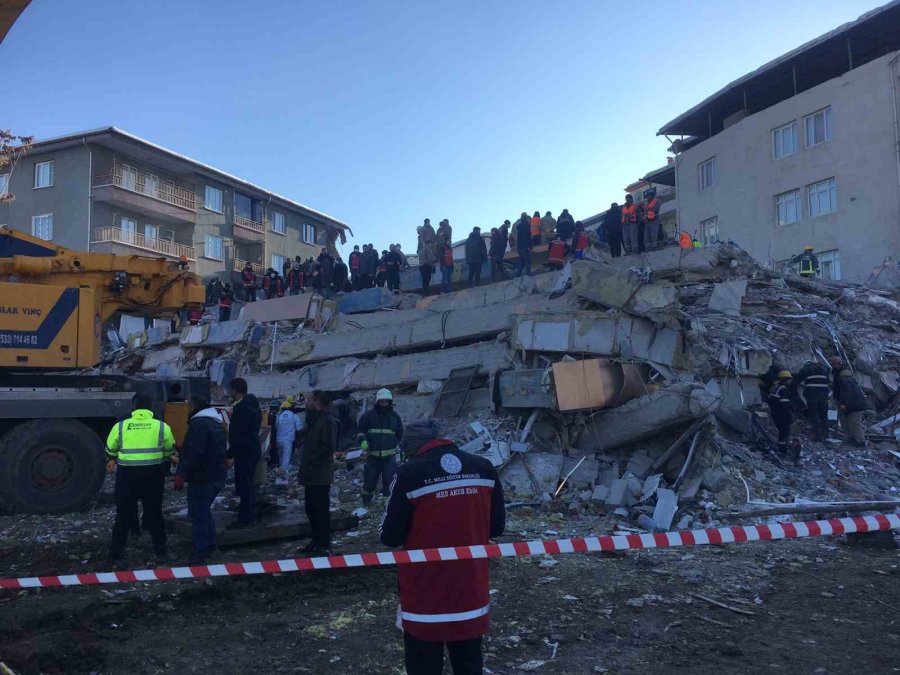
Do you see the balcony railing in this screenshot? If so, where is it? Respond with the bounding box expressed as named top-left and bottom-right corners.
top-left (233, 214), bottom-right (267, 233)
top-left (93, 165), bottom-right (196, 212)
top-left (92, 227), bottom-right (196, 261)
top-left (233, 258), bottom-right (266, 275)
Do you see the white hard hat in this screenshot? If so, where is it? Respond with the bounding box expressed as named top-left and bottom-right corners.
top-left (375, 388), bottom-right (393, 402)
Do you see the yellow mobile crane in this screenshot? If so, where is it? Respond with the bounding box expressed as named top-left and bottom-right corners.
top-left (0, 226), bottom-right (206, 513)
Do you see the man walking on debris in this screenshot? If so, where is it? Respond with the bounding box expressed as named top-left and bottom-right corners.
top-left (603, 202), bottom-right (623, 257)
top-left (381, 420), bottom-right (505, 675)
top-left (515, 212), bottom-right (533, 277)
top-left (793, 245), bottom-right (820, 278)
top-left (358, 388), bottom-right (403, 505)
top-left (275, 397), bottom-right (303, 472)
top-left (621, 194), bottom-right (641, 255)
top-left (465, 227), bottom-right (487, 287)
top-left (834, 370), bottom-right (871, 446)
top-left (174, 396), bottom-right (227, 564)
top-left (797, 359), bottom-right (831, 442)
top-left (227, 378), bottom-right (262, 527)
top-left (767, 370), bottom-right (795, 459)
top-left (106, 394), bottom-right (177, 565)
top-left (299, 390), bottom-right (337, 556)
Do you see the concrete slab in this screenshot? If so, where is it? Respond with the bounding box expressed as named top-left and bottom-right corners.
top-left (571, 260), bottom-right (678, 324)
top-left (239, 292), bottom-right (323, 323)
top-left (500, 452), bottom-right (564, 496)
top-left (708, 280), bottom-right (747, 315)
top-left (609, 244), bottom-right (724, 280)
top-left (141, 345), bottom-right (182, 372)
top-left (606, 479), bottom-right (628, 507)
top-left (415, 276), bottom-right (537, 311)
top-left (180, 320), bottom-right (255, 348)
top-left (651, 489), bottom-right (679, 530)
top-left (337, 287), bottom-right (401, 314)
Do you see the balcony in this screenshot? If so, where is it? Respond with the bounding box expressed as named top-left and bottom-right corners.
top-left (233, 214), bottom-right (267, 243)
top-left (91, 226), bottom-right (196, 261)
top-left (233, 258), bottom-right (266, 275)
top-left (92, 164), bottom-right (197, 224)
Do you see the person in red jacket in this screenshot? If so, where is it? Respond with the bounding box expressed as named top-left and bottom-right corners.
top-left (348, 245), bottom-right (362, 290)
top-left (262, 269), bottom-right (285, 299)
top-left (240, 264), bottom-right (258, 302)
top-left (286, 262), bottom-right (305, 296)
top-left (381, 421), bottom-right (505, 675)
top-left (218, 283), bottom-right (234, 321)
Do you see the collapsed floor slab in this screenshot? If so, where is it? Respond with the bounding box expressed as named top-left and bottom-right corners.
top-left (415, 276), bottom-right (538, 311)
top-left (570, 260), bottom-right (678, 325)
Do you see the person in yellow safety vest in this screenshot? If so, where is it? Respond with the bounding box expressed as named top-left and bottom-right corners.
top-left (357, 388), bottom-right (404, 506)
top-left (106, 393), bottom-right (176, 565)
top-left (792, 245), bottom-right (820, 278)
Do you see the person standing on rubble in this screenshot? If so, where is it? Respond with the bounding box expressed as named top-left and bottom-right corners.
top-left (797, 359), bottom-right (831, 442)
top-left (834, 370), bottom-right (871, 446)
top-left (333, 255), bottom-right (349, 294)
top-left (227, 378), bottom-right (262, 528)
top-left (217, 283), bottom-right (234, 322)
top-left (263, 268), bottom-right (284, 300)
top-left (530, 211), bottom-right (542, 245)
top-left (173, 396), bottom-right (227, 564)
top-left (642, 187), bottom-right (662, 252)
top-left (465, 227), bottom-right (487, 287)
top-left (381, 420), bottom-right (505, 675)
top-left (275, 397), bottom-right (303, 472)
top-left (792, 246), bottom-right (820, 278)
top-left (603, 202), bottom-right (623, 257)
top-left (286, 261), bottom-right (304, 296)
top-left (489, 224), bottom-right (508, 282)
top-left (349, 245), bottom-right (362, 290)
top-left (418, 220), bottom-right (437, 294)
top-left (106, 394), bottom-right (177, 565)
top-left (515, 212), bottom-right (533, 277)
top-left (556, 209), bottom-right (575, 244)
top-left (240, 263), bottom-right (258, 302)
top-left (767, 370), bottom-right (794, 458)
top-left (299, 390), bottom-right (337, 556)
top-left (357, 388), bottom-right (404, 506)
top-left (621, 194), bottom-right (641, 255)
top-left (439, 239), bottom-right (455, 294)
top-left (436, 219), bottom-right (453, 255)
top-left (540, 211), bottom-right (557, 243)
top-left (359, 244), bottom-right (376, 289)
top-left (386, 244), bottom-right (403, 291)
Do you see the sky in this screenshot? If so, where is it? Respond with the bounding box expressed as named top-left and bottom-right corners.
top-left (0, 0), bottom-right (884, 255)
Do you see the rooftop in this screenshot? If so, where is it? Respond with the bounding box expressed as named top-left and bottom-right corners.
top-left (658, 0), bottom-right (900, 138)
top-left (27, 127), bottom-right (352, 234)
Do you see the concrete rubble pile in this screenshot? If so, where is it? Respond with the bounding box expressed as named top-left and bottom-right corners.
top-left (100, 242), bottom-right (900, 535)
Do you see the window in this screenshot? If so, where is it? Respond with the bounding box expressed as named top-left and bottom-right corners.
top-left (272, 211), bottom-right (286, 234)
top-left (34, 161), bottom-right (54, 189)
top-left (818, 249), bottom-right (841, 280)
top-left (144, 224), bottom-right (159, 239)
top-left (204, 185), bottom-right (224, 213)
top-left (700, 216), bottom-right (719, 246)
top-left (120, 217), bottom-right (137, 243)
top-left (272, 254), bottom-right (286, 272)
top-left (119, 164), bottom-right (138, 191)
top-left (805, 107), bottom-right (832, 147)
top-left (772, 121), bottom-right (798, 159)
top-left (302, 223), bottom-right (316, 244)
top-left (204, 234), bottom-right (224, 260)
top-left (31, 214), bottom-right (53, 240)
top-left (808, 178), bottom-right (836, 217)
top-left (698, 157), bottom-right (717, 191)
top-left (775, 189), bottom-right (802, 226)
top-left (0, 174), bottom-right (8, 196)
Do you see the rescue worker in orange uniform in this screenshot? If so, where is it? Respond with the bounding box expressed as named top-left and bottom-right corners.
top-left (620, 194), bottom-right (641, 255)
top-left (642, 187), bottom-right (662, 251)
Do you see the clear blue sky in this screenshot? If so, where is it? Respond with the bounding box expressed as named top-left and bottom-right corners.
top-left (0, 0), bottom-right (882, 254)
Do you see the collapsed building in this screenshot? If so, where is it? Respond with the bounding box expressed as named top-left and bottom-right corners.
top-left (103, 242), bottom-right (900, 533)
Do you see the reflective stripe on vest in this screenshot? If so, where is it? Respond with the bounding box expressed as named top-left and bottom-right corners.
top-left (401, 603), bottom-right (491, 624)
top-left (115, 419), bottom-right (167, 466)
top-left (645, 198), bottom-right (659, 220)
top-left (366, 448), bottom-right (397, 458)
top-left (800, 258), bottom-right (815, 273)
top-left (804, 374), bottom-right (830, 388)
top-left (621, 204), bottom-right (638, 223)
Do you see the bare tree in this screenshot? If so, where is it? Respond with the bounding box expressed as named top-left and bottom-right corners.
top-left (0, 130), bottom-right (34, 203)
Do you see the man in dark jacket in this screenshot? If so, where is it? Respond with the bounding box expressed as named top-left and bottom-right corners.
top-left (357, 388), bottom-right (403, 506)
top-left (227, 378), bottom-right (262, 527)
top-left (385, 245), bottom-right (403, 291)
top-left (360, 244), bottom-right (378, 288)
top-left (381, 421), bottom-right (505, 675)
top-left (240, 264), bottom-right (258, 302)
top-left (797, 359), bottom-right (831, 442)
top-left (205, 277), bottom-right (224, 306)
top-left (286, 262), bottom-right (304, 296)
top-left (299, 390), bottom-right (337, 556)
top-left (834, 370), bottom-right (871, 445)
top-left (174, 397), bottom-right (227, 563)
top-left (349, 245), bottom-right (362, 289)
top-left (515, 213), bottom-right (533, 277)
top-left (768, 370), bottom-right (795, 461)
top-left (464, 227), bottom-right (487, 287)
top-left (218, 283), bottom-right (234, 322)
top-left (332, 256), bottom-right (349, 293)
top-left (603, 203), bottom-right (623, 257)
top-left (318, 249), bottom-right (334, 294)
top-left (488, 226), bottom-right (508, 282)
top-left (556, 209), bottom-right (575, 243)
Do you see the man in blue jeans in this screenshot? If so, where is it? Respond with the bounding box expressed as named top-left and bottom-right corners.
top-left (174, 397), bottom-right (228, 564)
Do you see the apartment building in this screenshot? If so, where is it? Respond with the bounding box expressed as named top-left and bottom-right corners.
top-left (0, 127), bottom-right (351, 280)
top-left (658, 0), bottom-right (900, 282)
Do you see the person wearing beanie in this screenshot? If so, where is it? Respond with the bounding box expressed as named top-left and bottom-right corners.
top-left (381, 420), bottom-right (506, 674)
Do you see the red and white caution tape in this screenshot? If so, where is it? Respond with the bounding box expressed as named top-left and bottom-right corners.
top-left (2, 513), bottom-right (897, 590)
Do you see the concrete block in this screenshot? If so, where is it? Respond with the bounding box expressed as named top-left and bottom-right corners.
top-left (239, 293), bottom-right (322, 323)
top-left (141, 345), bottom-right (182, 372)
top-left (500, 453), bottom-right (565, 497)
top-left (336, 287), bottom-right (400, 314)
top-left (679, 476), bottom-right (703, 500)
top-left (180, 320), bottom-right (253, 348)
top-left (606, 479), bottom-right (628, 507)
top-left (626, 452), bottom-right (655, 480)
top-left (600, 466), bottom-right (620, 488)
top-left (702, 468), bottom-right (728, 491)
top-left (707, 280), bottom-right (747, 315)
top-left (591, 485), bottom-right (611, 504)
top-left (571, 260), bottom-right (678, 324)
top-left (652, 489), bottom-right (679, 530)
top-left (416, 276), bottom-right (536, 312)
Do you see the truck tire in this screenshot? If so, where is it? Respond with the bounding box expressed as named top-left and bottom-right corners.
top-left (0, 420), bottom-right (106, 514)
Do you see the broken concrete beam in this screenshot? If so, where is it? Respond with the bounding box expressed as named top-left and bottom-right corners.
top-left (245, 341), bottom-right (512, 397)
top-left (333, 309), bottom-right (431, 332)
top-left (415, 276), bottom-right (536, 311)
top-left (180, 320), bottom-right (262, 348)
top-left (610, 244), bottom-right (725, 281)
top-left (512, 312), bottom-right (690, 369)
top-left (499, 369), bottom-right (554, 408)
top-left (570, 260), bottom-right (677, 324)
top-left (574, 383), bottom-right (720, 452)
top-left (140, 345), bottom-right (183, 372)
top-left (262, 295), bottom-right (568, 367)
top-left (336, 287), bottom-right (401, 314)
top-left (238, 292), bottom-right (323, 323)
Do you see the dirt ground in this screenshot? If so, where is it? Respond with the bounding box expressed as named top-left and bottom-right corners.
top-left (1, 507), bottom-right (898, 675)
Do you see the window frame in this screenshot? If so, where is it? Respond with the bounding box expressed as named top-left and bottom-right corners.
top-left (302, 222), bottom-right (316, 245)
top-left (699, 215), bottom-right (719, 246)
top-left (203, 185), bottom-right (225, 214)
top-left (33, 161), bottom-right (54, 189)
top-left (144, 223), bottom-right (160, 239)
top-left (203, 233), bottom-right (224, 260)
top-left (807, 178), bottom-right (836, 218)
top-left (271, 210), bottom-right (286, 235)
top-left (774, 188), bottom-right (802, 226)
top-left (818, 249), bottom-right (841, 281)
top-left (272, 253), bottom-right (286, 271)
top-left (31, 213), bottom-right (53, 240)
top-left (772, 121), bottom-right (798, 159)
top-left (698, 157), bottom-right (717, 191)
top-left (804, 107), bottom-right (832, 148)
top-left (0, 173), bottom-right (9, 196)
